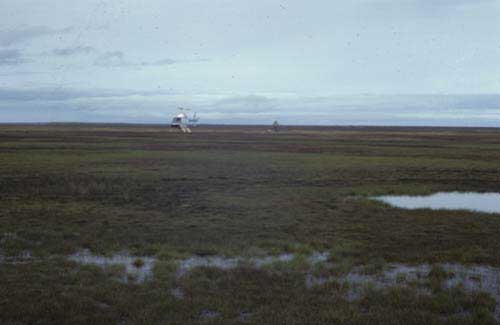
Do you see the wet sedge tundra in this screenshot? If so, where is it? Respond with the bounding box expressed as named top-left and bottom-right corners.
top-left (2, 124), bottom-right (500, 324)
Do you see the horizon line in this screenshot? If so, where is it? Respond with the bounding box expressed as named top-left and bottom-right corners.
top-left (1, 122), bottom-right (500, 130)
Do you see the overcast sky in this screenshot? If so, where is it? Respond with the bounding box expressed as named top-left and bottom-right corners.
top-left (1, 0), bottom-right (500, 125)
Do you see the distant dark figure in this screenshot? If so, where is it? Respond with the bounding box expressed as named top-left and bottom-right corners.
top-left (272, 120), bottom-right (280, 132)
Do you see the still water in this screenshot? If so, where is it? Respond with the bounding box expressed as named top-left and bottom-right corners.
top-left (374, 192), bottom-right (500, 214)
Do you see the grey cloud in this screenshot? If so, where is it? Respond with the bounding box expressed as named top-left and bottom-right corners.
top-left (2, 91), bottom-right (500, 126)
top-left (0, 49), bottom-right (26, 65)
top-left (369, 0), bottom-right (495, 7)
top-left (367, 0), bottom-right (498, 15)
top-left (0, 71), bottom-right (47, 76)
top-left (94, 51), bottom-right (201, 67)
top-left (94, 51), bottom-right (127, 67)
top-left (52, 46), bottom-right (95, 56)
top-left (435, 0), bottom-right (494, 6)
top-left (148, 58), bottom-right (209, 65)
top-left (0, 26), bottom-right (71, 47)
top-left (212, 95), bottom-right (276, 113)
top-left (0, 87), bottom-right (168, 101)
top-left (209, 94), bottom-right (500, 120)
top-left (140, 58), bottom-right (178, 66)
top-left (216, 95), bottom-right (274, 105)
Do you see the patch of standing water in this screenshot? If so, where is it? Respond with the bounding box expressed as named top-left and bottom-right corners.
top-left (373, 192), bottom-right (500, 214)
top-left (306, 263), bottom-right (500, 320)
top-left (66, 249), bottom-right (500, 319)
top-left (68, 249), bottom-right (155, 283)
top-left (0, 250), bottom-right (35, 265)
top-left (170, 251), bottom-right (330, 301)
top-left (170, 287), bottom-right (185, 299)
top-left (200, 310), bottom-right (220, 319)
top-left (67, 250), bottom-right (329, 283)
top-left (176, 251), bottom-right (329, 277)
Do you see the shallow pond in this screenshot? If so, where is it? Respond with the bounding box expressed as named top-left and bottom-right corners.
top-left (374, 192), bottom-right (500, 214)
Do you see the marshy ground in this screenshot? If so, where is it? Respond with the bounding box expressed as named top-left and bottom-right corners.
top-left (1, 124), bottom-right (500, 324)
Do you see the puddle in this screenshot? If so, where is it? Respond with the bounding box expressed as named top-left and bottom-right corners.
top-left (238, 311), bottom-right (253, 321)
top-left (443, 263), bottom-right (500, 308)
top-left (68, 249), bottom-right (155, 283)
top-left (200, 309), bottom-right (220, 319)
top-left (0, 250), bottom-right (36, 265)
top-left (306, 263), bottom-right (500, 320)
top-left (177, 251), bottom-right (328, 277)
top-left (171, 251), bottom-right (329, 300)
top-left (308, 251), bottom-right (330, 264)
top-left (374, 192), bottom-right (500, 214)
top-left (66, 249), bottom-right (500, 319)
top-left (67, 250), bottom-right (329, 284)
top-left (170, 287), bottom-right (185, 300)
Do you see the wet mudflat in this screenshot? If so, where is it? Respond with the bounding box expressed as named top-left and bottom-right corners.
top-left (2, 124), bottom-right (500, 323)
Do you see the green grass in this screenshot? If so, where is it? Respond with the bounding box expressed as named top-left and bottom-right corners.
top-left (1, 124), bottom-right (500, 323)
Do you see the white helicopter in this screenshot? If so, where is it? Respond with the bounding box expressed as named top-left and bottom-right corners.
top-left (170, 107), bottom-right (199, 133)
